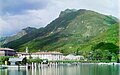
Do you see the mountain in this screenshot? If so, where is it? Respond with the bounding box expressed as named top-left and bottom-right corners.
top-left (59, 9), bottom-right (77, 17)
top-left (0, 37), bottom-right (7, 42)
top-left (0, 27), bottom-right (37, 45)
top-left (0, 37), bottom-right (7, 46)
top-left (3, 9), bottom-right (119, 54)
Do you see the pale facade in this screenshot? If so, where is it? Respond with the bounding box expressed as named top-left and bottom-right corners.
top-left (18, 52), bottom-right (63, 61)
top-left (64, 54), bottom-right (84, 60)
top-left (17, 52), bottom-right (30, 59)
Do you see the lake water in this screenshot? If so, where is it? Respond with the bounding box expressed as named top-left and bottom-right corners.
top-left (0, 63), bottom-right (119, 75)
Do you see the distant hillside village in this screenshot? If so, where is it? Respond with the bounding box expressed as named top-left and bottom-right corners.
top-left (0, 48), bottom-right (84, 61)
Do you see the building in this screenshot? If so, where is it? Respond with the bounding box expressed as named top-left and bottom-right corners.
top-left (31, 52), bottom-right (63, 61)
top-left (8, 57), bottom-right (27, 65)
top-left (17, 52), bottom-right (30, 59)
top-left (17, 47), bottom-right (30, 59)
top-left (64, 54), bottom-right (84, 60)
top-left (0, 48), bottom-right (16, 56)
top-left (18, 52), bottom-right (63, 61)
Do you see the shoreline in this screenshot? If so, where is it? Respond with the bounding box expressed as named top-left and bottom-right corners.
top-left (1, 62), bottom-right (119, 69)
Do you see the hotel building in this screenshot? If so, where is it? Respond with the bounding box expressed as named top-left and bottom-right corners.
top-left (18, 52), bottom-right (63, 61)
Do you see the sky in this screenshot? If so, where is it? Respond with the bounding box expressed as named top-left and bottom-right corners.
top-left (0, 0), bottom-right (119, 36)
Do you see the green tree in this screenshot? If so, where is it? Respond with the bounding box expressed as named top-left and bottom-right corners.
top-left (0, 56), bottom-right (10, 64)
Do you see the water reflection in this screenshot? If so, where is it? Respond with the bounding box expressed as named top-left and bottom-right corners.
top-left (0, 68), bottom-right (26, 75)
top-left (0, 64), bottom-right (119, 75)
top-left (29, 64), bottom-right (120, 75)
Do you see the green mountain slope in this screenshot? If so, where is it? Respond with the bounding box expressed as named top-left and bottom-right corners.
top-left (0, 27), bottom-right (37, 46)
top-left (79, 23), bottom-right (119, 52)
top-left (2, 27), bottom-right (44, 48)
top-left (3, 9), bottom-right (119, 54)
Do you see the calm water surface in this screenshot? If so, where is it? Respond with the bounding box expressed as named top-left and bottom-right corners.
top-left (0, 64), bottom-right (119, 75)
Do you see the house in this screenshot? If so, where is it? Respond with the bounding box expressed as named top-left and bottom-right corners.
top-left (17, 47), bottom-right (30, 59)
top-left (17, 52), bottom-right (30, 59)
top-left (0, 48), bottom-right (16, 56)
top-left (64, 54), bottom-right (75, 60)
top-left (64, 54), bottom-right (84, 60)
top-left (8, 57), bottom-right (27, 65)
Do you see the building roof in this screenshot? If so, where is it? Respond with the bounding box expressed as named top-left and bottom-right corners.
top-left (32, 52), bottom-right (63, 55)
top-left (17, 52), bottom-right (30, 55)
top-left (17, 51), bottom-right (63, 55)
top-left (9, 58), bottom-right (24, 62)
top-left (0, 48), bottom-right (14, 51)
top-left (65, 54), bottom-right (84, 60)
top-left (65, 54), bottom-right (75, 58)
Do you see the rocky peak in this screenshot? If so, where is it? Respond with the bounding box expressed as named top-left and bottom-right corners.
top-left (59, 9), bottom-right (77, 17)
top-left (22, 27), bottom-right (37, 33)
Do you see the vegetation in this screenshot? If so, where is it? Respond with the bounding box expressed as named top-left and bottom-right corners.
top-left (0, 56), bottom-right (11, 65)
top-left (27, 58), bottom-right (43, 64)
top-left (88, 44), bottom-right (118, 62)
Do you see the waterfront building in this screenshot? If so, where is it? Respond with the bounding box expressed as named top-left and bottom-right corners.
top-left (64, 54), bottom-right (84, 60)
top-left (17, 52), bottom-right (30, 59)
top-left (8, 57), bottom-right (27, 65)
top-left (18, 52), bottom-right (63, 61)
top-left (31, 52), bottom-right (63, 61)
top-left (17, 47), bottom-right (30, 59)
top-left (0, 48), bottom-right (16, 56)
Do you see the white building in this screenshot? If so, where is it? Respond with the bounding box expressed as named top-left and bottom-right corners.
top-left (64, 54), bottom-right (84, 60)
top-left (17, 52), bottom-right (30, 59)
top-left (18, 52), bottom-right (63, 61)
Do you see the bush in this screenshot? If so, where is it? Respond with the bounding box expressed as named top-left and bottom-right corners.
top-left (0, 56), bottom-right (11, 65)
top-left (27, 58), bottom-right (43, 64)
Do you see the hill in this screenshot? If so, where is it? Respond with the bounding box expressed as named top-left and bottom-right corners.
top-left (3, 9), bottom-right (119, 54)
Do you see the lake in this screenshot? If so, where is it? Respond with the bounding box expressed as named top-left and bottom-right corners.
top-left (0, 63), bottom-right (119, 75)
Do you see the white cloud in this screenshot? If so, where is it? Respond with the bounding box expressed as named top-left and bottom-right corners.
top-left (0, 18), bottom-right (15, 36)
top-left (48, 0), bottom-right (119, 17)
top-left (0, 13), bottom-right (43, 36)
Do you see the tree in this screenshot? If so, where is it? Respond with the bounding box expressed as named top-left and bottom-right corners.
top-left (89, 49), bottom-right (112, 61)
top-left (102, 50), bottom-right (112, 61)
top-left (91, 42), bottom-right (119, 62)
top-left (92, 49), bottom-right (103, 60)
top-left (27, 58), bottom-right (43, 64)
top-left (74, 48), bottom-right (80, 55)
top-left (91, 42), bottom-right (119, 54)
top-left (0, 56), bottom-right (10, 64)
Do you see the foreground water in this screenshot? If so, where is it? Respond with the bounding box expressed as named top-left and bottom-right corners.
top-left (0, 63), bottom-right (120, 75)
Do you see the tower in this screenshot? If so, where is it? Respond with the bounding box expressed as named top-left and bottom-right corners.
top-left (26, 47), bottom-right (28, 53)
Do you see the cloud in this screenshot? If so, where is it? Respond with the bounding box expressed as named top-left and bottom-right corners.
top-left (0, 0), bottom-right (119, 36)
top-left (0, 0), bottom-right (48, 15)
top-left (48, 0), bottom-right (119, 17)
top-left (0, 12), bottom-right (43, 36)
top-left (0, 18), bottom-right (15, 36)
